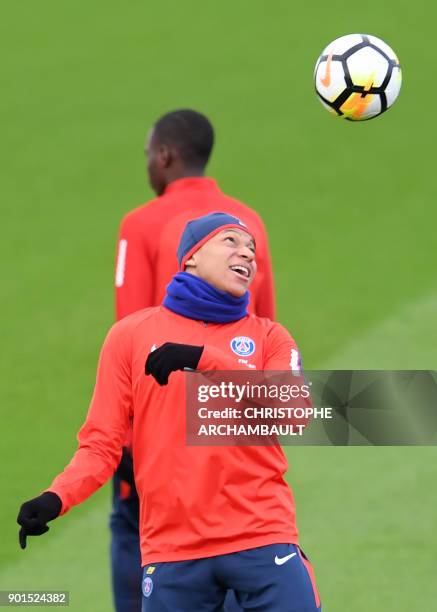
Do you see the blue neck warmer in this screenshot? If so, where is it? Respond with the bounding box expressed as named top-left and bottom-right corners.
top-left (164, 272), bottom-right (249, 323)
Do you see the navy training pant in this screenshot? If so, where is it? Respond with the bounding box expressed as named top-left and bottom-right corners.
top-left (141, 543), bottom-right (321, 611)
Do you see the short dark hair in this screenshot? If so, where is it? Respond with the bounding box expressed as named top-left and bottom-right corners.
top-left (153, 109), bottom-right (214, 167)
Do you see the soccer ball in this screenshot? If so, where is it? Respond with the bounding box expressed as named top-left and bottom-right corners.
top-left (314, 34), bottom-right (402, 121)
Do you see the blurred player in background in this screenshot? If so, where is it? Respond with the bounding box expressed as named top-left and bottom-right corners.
top-left (17, 212), bottom-right (321, 612)
top-left (112, 110), bottom-right (276, 611)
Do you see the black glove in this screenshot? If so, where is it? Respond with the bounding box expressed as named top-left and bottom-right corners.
top-left (17, 491), bottom-right (62, 550)
top-left (115, 446), bottom-right (135, 488)
top-left (145, 342), bottom-right (204, 386)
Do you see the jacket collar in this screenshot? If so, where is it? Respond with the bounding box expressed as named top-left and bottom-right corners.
top-left (164, 177), bottom-right (219, 195)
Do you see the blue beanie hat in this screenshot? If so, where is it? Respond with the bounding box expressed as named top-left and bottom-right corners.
top-left (177, 212), bottom-right (254, 269)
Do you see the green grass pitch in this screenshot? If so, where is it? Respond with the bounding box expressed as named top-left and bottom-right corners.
top-left (1, 1), bottom-right (436, 609)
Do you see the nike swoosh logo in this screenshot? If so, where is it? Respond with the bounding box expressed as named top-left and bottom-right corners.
top-left (274, 552), bottom-right (297, 565)
top-left (321, 53), bottom-right (333, 87)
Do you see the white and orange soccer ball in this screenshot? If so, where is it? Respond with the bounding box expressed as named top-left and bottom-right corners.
top-left (314, 34), bottom-right (402, 121)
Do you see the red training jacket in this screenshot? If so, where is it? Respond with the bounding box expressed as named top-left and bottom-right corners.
top-left (48, 306), bottom-right (300, 565)
top-left (115, 177), bottom-right (275, 320)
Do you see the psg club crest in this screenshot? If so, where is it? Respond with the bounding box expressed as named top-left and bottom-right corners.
top-left (230, 336), bottom-right (255, 357)
top-left (142, 576), bottom-right (153, 598)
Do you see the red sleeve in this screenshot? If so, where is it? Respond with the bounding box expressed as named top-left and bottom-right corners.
top-left (263, 323), bottom-right (311, 420)
top-left (115, 212), bottom-right (155, 321)
top-left (47, 321), bottom-right (133, 514)
top-left (263, 322), bottom-right (301, 371)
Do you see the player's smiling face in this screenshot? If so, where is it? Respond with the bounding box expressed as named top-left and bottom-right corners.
top-left (185, 229), bottom-right (256, 297)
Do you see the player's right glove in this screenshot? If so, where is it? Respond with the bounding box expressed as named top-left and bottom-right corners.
top-left (145, 342), bottom-right (204, 385)
top-left (17, 491), bottom-right (62, 550)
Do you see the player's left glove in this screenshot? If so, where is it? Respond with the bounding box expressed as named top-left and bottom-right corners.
top-left (17, 491), bottom-right (62, 550)
top-left (145, 342), bottom-right (204, 386)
